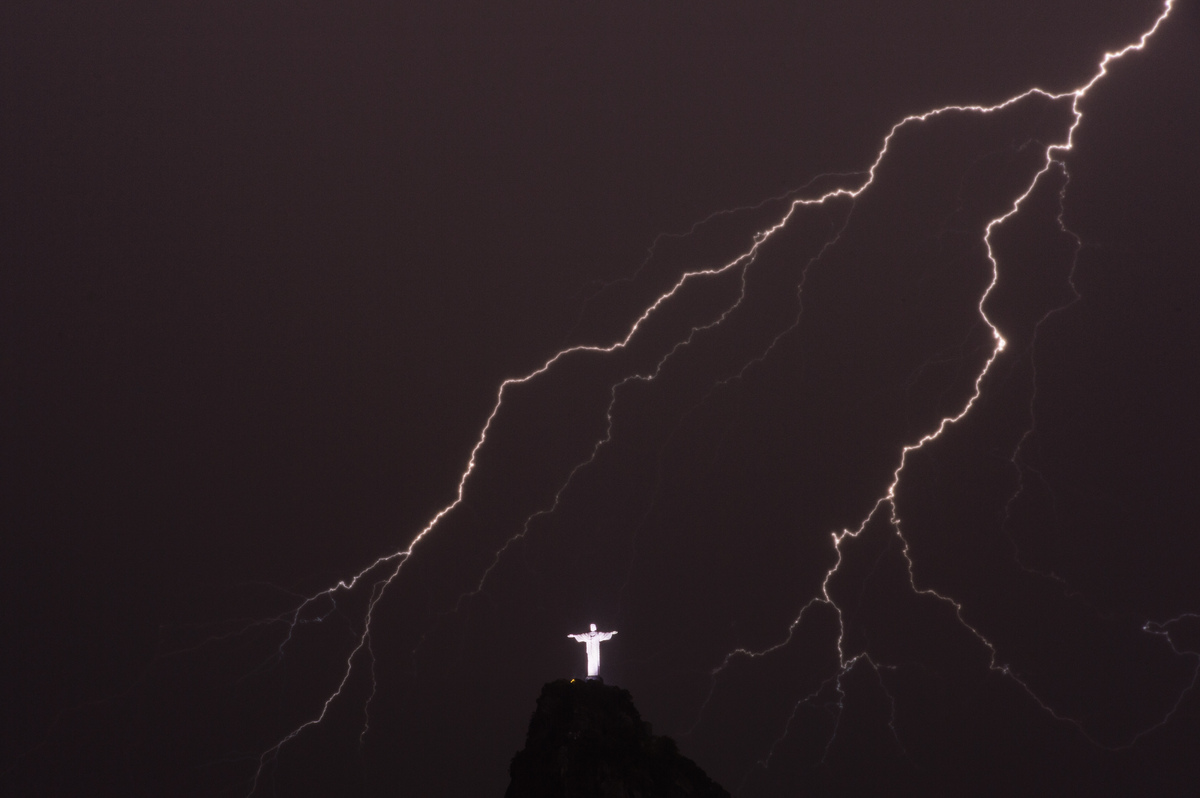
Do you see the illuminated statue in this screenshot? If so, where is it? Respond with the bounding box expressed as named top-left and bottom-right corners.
top-left (568, 623), bottom-right (617, 679)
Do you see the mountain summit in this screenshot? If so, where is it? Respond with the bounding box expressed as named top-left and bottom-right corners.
top-left (505, 678), bottom-right (730, 798)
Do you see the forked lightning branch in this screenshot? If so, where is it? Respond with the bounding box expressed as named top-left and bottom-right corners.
top-left (246, 2), bottom-right (1190, 793)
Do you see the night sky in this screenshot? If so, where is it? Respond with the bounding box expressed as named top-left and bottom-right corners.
top-left (5, 1), bottom-right (1200, 796)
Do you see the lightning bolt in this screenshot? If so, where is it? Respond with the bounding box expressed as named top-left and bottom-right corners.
top-left (694, 0), bottom-right (1198, 782)
top-left (239, 1), bottom-right (1192, 793)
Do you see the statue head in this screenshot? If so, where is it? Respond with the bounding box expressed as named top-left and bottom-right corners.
top-left (590, 623), bottom-right (597, 632)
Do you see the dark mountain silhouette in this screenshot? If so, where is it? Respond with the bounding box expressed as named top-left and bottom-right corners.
top-left (506, 678), bottom-right (730, 798)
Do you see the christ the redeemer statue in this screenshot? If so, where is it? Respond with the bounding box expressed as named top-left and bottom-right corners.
top-left (568, 623), bottom-right (617, 679)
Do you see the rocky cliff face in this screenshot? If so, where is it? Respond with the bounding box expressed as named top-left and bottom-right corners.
top-left (505, 679), bottom-right (730, 798)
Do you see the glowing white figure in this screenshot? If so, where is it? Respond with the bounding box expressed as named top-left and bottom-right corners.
top-left (568, 623), bottom-right (617, 679)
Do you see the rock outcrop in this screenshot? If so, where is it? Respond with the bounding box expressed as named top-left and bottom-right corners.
top-left (506, 678), bottom-right (730, 798)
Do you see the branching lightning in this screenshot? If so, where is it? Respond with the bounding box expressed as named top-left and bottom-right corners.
top-left (698, 0), bottom-right (1197, 777)
top-left (241, 2), bottom-right (1193, 793)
